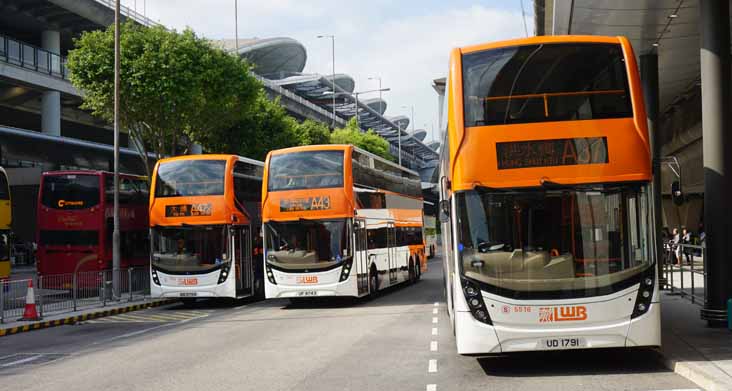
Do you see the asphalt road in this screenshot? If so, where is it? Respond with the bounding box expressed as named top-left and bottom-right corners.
top-left (0, 254), bottom-right (702, 391)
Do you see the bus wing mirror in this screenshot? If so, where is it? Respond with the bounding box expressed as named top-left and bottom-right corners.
top-left (438, 200), bottom-right (450, 223)
top-left (671, 180), bottom-right (683, 206)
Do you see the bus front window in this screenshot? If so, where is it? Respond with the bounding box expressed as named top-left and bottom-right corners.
top-left (456, 184), bottom-right (651, 296)
top-left (152, 226), bottom-right (228, 273)
top-left (265, 219), bottom-right (350, 271)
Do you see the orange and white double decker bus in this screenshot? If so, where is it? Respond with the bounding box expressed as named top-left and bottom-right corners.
top-left (262, 145), bottom-right (425, 299)
top-left (440, 36), bottom-right (660, 354)
top-left (149, 154), bottom-right (264, 301)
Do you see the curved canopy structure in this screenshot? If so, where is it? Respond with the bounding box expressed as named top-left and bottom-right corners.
top-left (232, 37), bottom-right (307, 79)
top-left (412, 129), bottom-right (427, 141)
top-left (363, 97), bottom-right (387, 115)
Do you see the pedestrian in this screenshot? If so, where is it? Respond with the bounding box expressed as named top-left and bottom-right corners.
top-left (670, 227), bottom-right (680, 265)
top-left (681, 227), bottom-right (692, 265)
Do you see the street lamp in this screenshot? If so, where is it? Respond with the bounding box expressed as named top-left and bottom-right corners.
top-left (368, 76), bottom-right (383, 115)
top-left (317, 35), bottom-right (336, 128)
top-left (113, 0), bottom-right (121, 299)
top-left (351, 88), bottom-right (390, 129)
top-left (401, 105), bottom-right (414, 167)
top-left (234, 0), bottom-right (239, 52)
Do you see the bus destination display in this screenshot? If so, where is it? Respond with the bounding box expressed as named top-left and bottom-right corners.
top-left (496, 137), bottom-right (608, 170)
top-left (165, 203), bottom-right (212, 217)
top-left (280, 196), bottom-right (331, 212)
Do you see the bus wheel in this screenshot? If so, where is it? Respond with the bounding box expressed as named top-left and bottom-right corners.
top-left (415, 258), bottom-right (422, 281)
top-left (369, 267), bottom-right (379, 298)
top-left (408, 258), bottom-right (415, 283)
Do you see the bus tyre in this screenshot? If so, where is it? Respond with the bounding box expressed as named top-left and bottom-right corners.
top-left (415, 258), bottom-right (421, 281)
top-left (369, 267), bottom-right (379, 298)
top-left (408, 258), bottom-right (416, 283)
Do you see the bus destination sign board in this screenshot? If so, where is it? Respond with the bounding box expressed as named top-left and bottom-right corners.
top-left (280, 196), bottom-right (331, 212)
top-left (165, 203), bottom-right (213, 217)
top-left (496, 137), bottom-right (608, 170)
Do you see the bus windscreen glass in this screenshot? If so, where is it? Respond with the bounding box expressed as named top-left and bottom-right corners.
top-left (152, 226), bottom-right (228, 273)
top-left (456, 184), bottom-right (651, 295)
top-left (41, 174), bottom-right (100, 210)
top-left (155, 160), bottom-right (226, 197)
top-left (462, 43), bottom-right (632, 127)
top-left (265, 219), bottom-right (349, 270)
top-left (267, 151), bottom-right (344, 191)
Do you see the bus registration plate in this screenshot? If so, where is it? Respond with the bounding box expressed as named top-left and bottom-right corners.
top-left (540, 337), bottom-right (586, 350)
top-left (180, 292), bottom-right (197, 297)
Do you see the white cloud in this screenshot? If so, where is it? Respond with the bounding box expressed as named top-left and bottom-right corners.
top-left (131, 1), bottom-right (528, 142)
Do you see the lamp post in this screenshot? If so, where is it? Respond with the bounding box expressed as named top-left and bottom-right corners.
top-left (368, 76), bottom-right (383, 115)
top-left (234, 0), bottom-right (239, 52)
top-left (112, 0), bottom-right (121, 299)
top-left (317, 35), bottom-right (336, 128)
top-left (350, 88), bottom-right (390, 130)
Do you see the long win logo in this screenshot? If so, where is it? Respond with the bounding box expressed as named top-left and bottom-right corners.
top-left (538, 306), bottom-right (588, 323)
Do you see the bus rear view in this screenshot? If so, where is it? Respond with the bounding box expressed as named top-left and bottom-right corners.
top-left (440, 36), bottom-right (660, 355)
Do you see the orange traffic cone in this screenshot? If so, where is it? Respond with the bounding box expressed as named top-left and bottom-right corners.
top-left (20, 280), bottom-right (41, 321)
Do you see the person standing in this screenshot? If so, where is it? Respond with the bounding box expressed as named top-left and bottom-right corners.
top-left (681, 227), bottom-right (692, 264)
top-left (671, 227), bottom-right (681, 265)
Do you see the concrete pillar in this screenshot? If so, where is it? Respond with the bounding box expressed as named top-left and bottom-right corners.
top-left (699, 0), bottom-right (732, 325)
top-left (640, 53), bottom-right (664, 286)
top-left (41, 30), bottom-right (61, 137)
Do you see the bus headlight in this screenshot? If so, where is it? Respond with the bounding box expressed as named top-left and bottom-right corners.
top-left (266, 265), bottom-right (277, 285)
top-left (461, 279), bottom-right (492, 325)
top-left (339, 258), bottom-right (353, 282)
top-left (151, 268), bottom-right (160, 286)
top-left (631, 267), bottom-right (655, 319)
top-left (217, 263), bottom-right (231, 284)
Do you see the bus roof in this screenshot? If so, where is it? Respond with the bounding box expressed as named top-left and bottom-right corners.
top-left (41, 170), bottom-right (145, 179)
top-left (267, 144), bottom-right (420, 177)
top-left (459, 35), bottom-right (624, 54)
top-left (156, 154), bottom-right (264, 168)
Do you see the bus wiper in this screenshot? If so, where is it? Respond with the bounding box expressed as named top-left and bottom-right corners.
top-left (539, 179), bottom-right (568, 189)
top-left (474, 185), bottom-right (510, 193)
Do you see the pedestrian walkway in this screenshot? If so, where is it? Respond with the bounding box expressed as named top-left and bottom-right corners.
top-left (0, 297), bottom-right (172, 337)
top-left (85, 309), bottom-right (210, 324)
top-left (660, 292), bottom-right (732, 391)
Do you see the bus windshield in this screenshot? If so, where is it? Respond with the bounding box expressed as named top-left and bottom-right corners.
top-left (268, 150), bottom-right (344, 191)
top-left (41, 174), bottom-right (100, 210)
top-left (155, 160), bottom-right (226, 197)
top-left (456, 184), bottom-right (651, 295)
top-left (265, 219), bottom-right (350, 270)
top-left (152, 226), bottom-right (228, 273)
top-left (462, 43), bottom-right (632, 126)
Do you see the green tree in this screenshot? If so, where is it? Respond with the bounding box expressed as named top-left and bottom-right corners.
top-left (66, 22), bottom-right (259, 175)
top-left (330, 118), bottom-right (394, 161)
top-left (293, 119), bottom-right (331, 145)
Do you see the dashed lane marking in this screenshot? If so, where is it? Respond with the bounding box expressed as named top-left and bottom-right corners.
top-left (432, 308), bottom-right (438, 314)
top-left (432, 327), bottom-right (438, 336)
top-left (86, 310), bottom-right (209, 324)
top-left (430, 341), bottom-right (438, 352)
top-left (432, 317), bottom-right (438, 324)
top-left (428, 359), bottom-right (437, 373)
top-left (426, 385), bottom-right (437, 391)
top-left (433, 302), bottom-right (439, 307)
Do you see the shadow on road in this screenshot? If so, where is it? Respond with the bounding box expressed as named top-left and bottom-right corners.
top-left (476, 347), bottom-right (669, 377)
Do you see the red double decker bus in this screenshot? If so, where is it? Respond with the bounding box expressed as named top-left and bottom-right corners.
top-left (36, 170), bottom-right (149, 276)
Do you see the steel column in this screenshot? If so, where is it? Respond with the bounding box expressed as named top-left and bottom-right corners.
top-left (699, 0), bottom-right (732, 325)
top-left (640, 53), bottom-right (664, 287)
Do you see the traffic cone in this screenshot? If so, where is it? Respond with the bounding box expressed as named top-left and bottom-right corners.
top-left (20, 280), bottom-right (41, 321)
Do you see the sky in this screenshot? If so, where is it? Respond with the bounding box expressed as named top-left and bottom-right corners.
top-left (124, 0), bottom-right (532, 143)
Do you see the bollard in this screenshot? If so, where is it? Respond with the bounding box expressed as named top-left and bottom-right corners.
top-left (72, 273), bottom-right (77, 311)
top-left (728, 299), bottom-right (731, 331)
top-left (38, 276), bottom-right (44, 318)
top-left (0, 279), bottom-right (4, 324)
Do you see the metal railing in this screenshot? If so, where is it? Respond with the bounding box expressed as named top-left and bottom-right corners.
top-left (92, 0), bottom-right (161, 27)
top-left (0, 267), bottom-right (150, 324)
top-left (661, 241), bottom-right (706, 306)
top-left (0, 34), bottom-right (70, 80)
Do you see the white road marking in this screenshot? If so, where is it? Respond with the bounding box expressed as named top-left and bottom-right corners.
top-left (428, 359), bottom-right (437, 373)
top-left (432, 327), bottom-right (438, 336)
top-left (432, 317), bottom-right (438, 324)
top-left (433, 302), bottom-right (439, 307)
top-left (651, 389), bottom-right (701, 391)
top-left (432, 308), bottom-right (438, 314)
top-left (0, 354), bottom-right (42, 368)
top-left (426, 384), bottom-right (437, 391)
top-left (430, 341), bottom-right (438, 351)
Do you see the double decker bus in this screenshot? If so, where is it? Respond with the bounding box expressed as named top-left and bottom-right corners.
top-left (440, 36), bottom-right (659, 354)
top-left (262, 145), bottom-right (425, 299)
top-left (0, 167), bottom-right (11, 281)
top-left (149, 155), bottom-right (264, 300)
top-left (36, 171), bottom-right (149, 277)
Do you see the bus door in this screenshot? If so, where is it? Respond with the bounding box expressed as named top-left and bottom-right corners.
top-left (236, 225), bottom-right (253, 295)
top-left (355, 218), bottom-right (368, 295)
top-left (387, 222), bottom-right (397, 284)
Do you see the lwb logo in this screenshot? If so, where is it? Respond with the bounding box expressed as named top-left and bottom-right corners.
top-left (539, 306), bottom-right (587, 323)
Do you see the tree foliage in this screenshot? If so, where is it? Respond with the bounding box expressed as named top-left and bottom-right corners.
top-left (330, 118), bottom-right (394, 161)
top-left (66, 22), bottom-right (259, 174)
